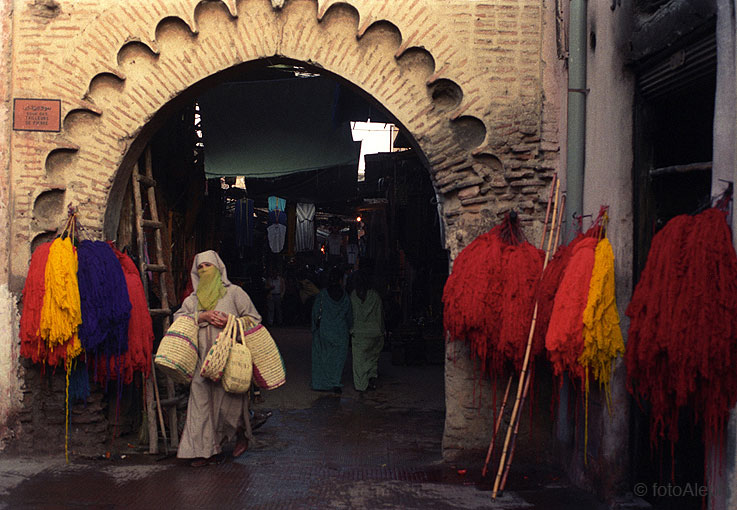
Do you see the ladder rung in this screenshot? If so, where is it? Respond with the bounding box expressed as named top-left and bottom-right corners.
top-left (141, 219), bottom-right (163, 229)
top-left (149, 308), bottom-right (171, 316)
top-left (137, 174), bottom-right (156, 187)
top-left (145, 264), bottom-right (168, 272)
top-left (159, 395), bottom-right (186, 407)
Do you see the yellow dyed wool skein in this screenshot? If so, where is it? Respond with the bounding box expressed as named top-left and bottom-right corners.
top-left (579, 237), bottom-right (625, 408)
top-left (39, 237), bottom-right (82, 349)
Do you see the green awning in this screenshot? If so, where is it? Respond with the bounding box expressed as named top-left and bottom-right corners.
top-left (198, 76), bottom-right (361, 178)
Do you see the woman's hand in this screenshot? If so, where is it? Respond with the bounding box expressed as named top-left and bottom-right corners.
top-left (200, 310), bottom-right (229, 328)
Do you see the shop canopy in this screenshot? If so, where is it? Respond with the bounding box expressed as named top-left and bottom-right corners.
top-left (198, 76), bottom-right (361, 179)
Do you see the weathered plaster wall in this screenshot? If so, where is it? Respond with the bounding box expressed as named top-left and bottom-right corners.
top-left (712, 2), bottom-right (737, 508)
top-left (0, 0), bottom-right (24, 449)
top-left (552, 0), bottom-right (635, 500)
top-left (4, 0), bottom-right (559, 461)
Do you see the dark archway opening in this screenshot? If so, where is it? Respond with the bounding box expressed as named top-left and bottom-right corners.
top-left (110, 58), bottom-right (449, 452)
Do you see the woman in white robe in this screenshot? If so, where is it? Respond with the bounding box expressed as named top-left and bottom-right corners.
top-left (175, 250), bottom-right (261, 466)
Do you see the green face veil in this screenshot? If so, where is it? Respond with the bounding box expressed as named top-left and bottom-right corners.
top-left (196, 265), bottom-right (226, 311)
top-left (191, 251), bottom-right (230, 311)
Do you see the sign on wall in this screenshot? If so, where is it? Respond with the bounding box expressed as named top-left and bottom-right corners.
top-left (13, 98), bottom-right (61, 132)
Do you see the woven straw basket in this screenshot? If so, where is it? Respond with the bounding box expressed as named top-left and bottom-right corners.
top-left (222, 317), bottom-right (253, 393)
top-left (154, 314), bottom-right (199, 384)
top-left (243, 323), bottom-right (286, 390)
top-left (200, 314), bottom-right (236, 382)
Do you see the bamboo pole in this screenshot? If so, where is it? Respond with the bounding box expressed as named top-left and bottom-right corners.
top-left (481, 176), bottom-right (557, 478)
top-left (499, 192), bottom-right (566, 492)
top-left (481, 375), bottom-right (513, 477)
top-left (499, 366), bottom-right (531, 491)
top-left (492, 177), bottom-right (560, 498)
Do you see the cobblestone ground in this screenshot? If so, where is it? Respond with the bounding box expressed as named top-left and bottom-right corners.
top-left (0, 327), bottom-right (610, 509)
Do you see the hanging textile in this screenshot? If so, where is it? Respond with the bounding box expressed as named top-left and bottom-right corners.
top-left (296, 203), bottom-right (316, 252)
top-left (39, 237), bottom-right (83, 353)
top-left (20, 242), bottom-right (52, 365)
top-left (77, 240), bottom-right (131, 358)
top-left (267, 196), bottom-right (287, 253)
top-left (286, 203), bottom-right (297, 256)
top-left (268, 196), bottom-right (286, 213)
top-left (626, 208), bottom-right (737, 459)
top-left (579, 237), bottom-right (624, 407)
top-left (443, 215), bottom-right (544, 376)
top-left (545, 236), bottom-right (598, 381)
top-left (95, 244), bottom-right (155, 384)
top-left (267, 223), bottom-right (287, 253)
top-left (235, 198), bottom-right (255, 250)
top-left (496, 241), bottom-right (545, 371)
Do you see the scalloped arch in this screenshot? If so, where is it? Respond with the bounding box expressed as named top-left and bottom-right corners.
top-left (33, 0), bottom-right (492, 239)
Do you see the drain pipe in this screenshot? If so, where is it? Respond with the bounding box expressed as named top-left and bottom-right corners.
top-left (566, 0), bottom-right (588, 238)
top-left (557, 0), bottom-right (588, 454)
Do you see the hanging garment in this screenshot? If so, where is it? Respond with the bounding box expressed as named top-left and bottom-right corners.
top-left (327, 231), bottom-right (342, 256)
top-left (346, 244), bottom-right (359, 265)
top-left (268, 196), bottom-right (286, 212)
top-left (296, 203), bottom-right (316, 252)
top-left (267, 223), bottom-right (287, 253)
top-left (235, 198), bottom-right (255, 249)
top-left (286, 204), bottom-right (296, 256)
top-left (268, 210), bottom-right (288, 226)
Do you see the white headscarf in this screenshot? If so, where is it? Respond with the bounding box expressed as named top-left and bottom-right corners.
top-left (190, 250), bottom-right (232, 290)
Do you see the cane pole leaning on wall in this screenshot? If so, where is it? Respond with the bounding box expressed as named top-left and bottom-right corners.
top-left (481, 374), bottom-right (513, 478)
top-left (499, 192), bottom-right (565, 492)
top-left (481, 175), bottom-right (557, 478)
top-left (492, 175), bottom-right (560, 498)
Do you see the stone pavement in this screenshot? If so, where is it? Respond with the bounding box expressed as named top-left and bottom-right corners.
top-left (0, 326), bottom-right (617, 509)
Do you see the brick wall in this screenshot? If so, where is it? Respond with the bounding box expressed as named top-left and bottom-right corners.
top-left (4, 0), bottom-right (558, 457)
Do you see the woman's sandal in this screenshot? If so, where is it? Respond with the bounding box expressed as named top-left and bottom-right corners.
top-left (233, 438), bottom-right (249, 458)
top-left (191, 456), bottom-right (217, 467)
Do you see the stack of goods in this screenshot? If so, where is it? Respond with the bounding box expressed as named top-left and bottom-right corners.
top-left (442, 213), bottom-right (544, 378)
top-left (626, 208), bottom-right (737, 464)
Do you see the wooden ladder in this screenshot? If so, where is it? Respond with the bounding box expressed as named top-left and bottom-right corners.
top-left (131, 146), bottom-right (179, 454)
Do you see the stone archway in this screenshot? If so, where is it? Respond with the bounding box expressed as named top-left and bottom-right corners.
top-left (9, 0), bottom-right (556, 459)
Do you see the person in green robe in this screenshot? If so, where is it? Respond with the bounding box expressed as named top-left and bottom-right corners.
top-left (311, 267), bottom-right (353, 394)
top-left (349, 272), bottom-right (385, 392)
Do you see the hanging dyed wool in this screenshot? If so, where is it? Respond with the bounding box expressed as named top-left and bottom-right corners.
top-left (443, 226), bottom-right (505, 374)
top-left (533, 234), bottom-right (584, 356)
top-left (443, 214), bottom-right (543, 377)
top-left (77, 240), bottom-right (131, 357)
top-left (579, 237), bottom-right (624, 406)
top-left (67, 360), bottom-right (90, 403)
top-left (20, 242), bottom-right (52, 365)
top-left (39, 237), bottom-right (83, 359)
top-left (627, 208), bottom-right (737, 458)
top-left (94, 244), bottom-right (154, 384)
top-left (545, 236), bottom-right (598, 381)
top-left (496, 241), bottom-right (544, 371)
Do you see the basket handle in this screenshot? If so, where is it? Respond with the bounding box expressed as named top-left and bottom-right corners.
top-left (224, 313), bottom-right (236, 340)
top-left (235, 317), bottom-right (245, 345)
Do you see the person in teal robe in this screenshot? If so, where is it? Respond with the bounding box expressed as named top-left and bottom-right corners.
top-left (311, 267), bottom-right (353, 393)
top-left (349, 272), bottom-right (385, 392)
